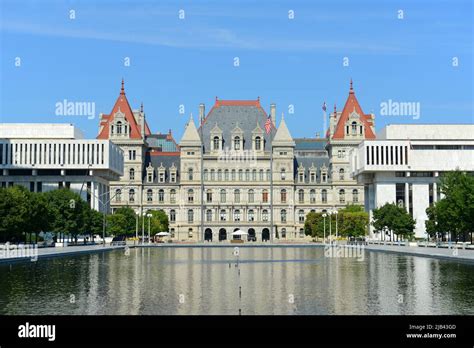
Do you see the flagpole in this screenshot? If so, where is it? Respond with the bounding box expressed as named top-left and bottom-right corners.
top-left (270, 134), bottom-right (273, 243)
top-left (322, 102), bottom-right (327, 136)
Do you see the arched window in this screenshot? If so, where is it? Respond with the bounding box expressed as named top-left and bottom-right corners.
top-left (351, 121), bottom-right (357, 135)
top-left (262, 209), bottom-right (269, 222)
top-left (188, 209), bottom-right (194, 223)
top-left (234, 136), bottom-right (241, 150)
top-left (299, 210), bottom-right (305, 223)
top-left (266, 169), bottom-right (271, 181)
top-left (129, 168), bottom-right (135, 180)
top-left (188, 189), bottom-right (194, 203)
top-left (116, 121), bottom-right (122, 134)
top-left (234, 189), bottom-right (240, 203)
top-left (281, 228), bottom-right (286, 238)
top-left (321, 189), bottom-right (327, 203)
top-left (170, 189), bottom-right (176, 203)
top-left (281, 168), bottom-right (286, 180)
top-left (231, 169), bottom-right (236, 181)
top-left (217, 169), bottom-right (222, 181)
top-left (310, 189), bottom-right (316, 203)
top-left (248, 209), bottom-right (254, 221)
top-left (220, 209), bottom-right (227, 221)
top-left (248, 189), bottom-right (255, 203)
top-left (238, 169), bottom-right (243, 181)
top-left (220, 189), bottom-right (226, 203)
top-left (204, 169), bottom-right (208, 181)
top-left (252, 169), bottom-right (257, 181)
top-left (213, 136), bottom-right (220, 150)
top-left (147, 189), bottom-right (153, 202)
top-left (298, 189), bottom-right (304, 203)
top-left (262, 189), bottom-right (269, 203)
top-left (210, 169), bottom-right (215, 181)
top-left (339, 189), bottom-right (345, 203)
top-left (158, 189), bottom-right (164, 203)
top-left (188, 168), bottom-right (193, 181)
top-left (170, 209), bottom-right (176, 222)
top-left (245, 169), bottom-right (250, 181)
top-left (259, 169), bottom-right (264, 181)
top-left (129, 189), bottom-right (135, 203)
top-left (281, 209), bottom-right (287, 223)
top-left (234, 209), bottom-right (241, 221)
top-left (206, 209), bottom-right (212, 222)
top-left (352, 189), bottom-right (359, 203)
top-left (281, 189), bottom-right (287, 203)
top-left (255, 136), bottom-right (261, 150)
top-left (339, 168), bottom-right (345, 180)
top-left (224, 169), bottom-right (229, 181)
top-left (115, 189), bottom-right (121, 202)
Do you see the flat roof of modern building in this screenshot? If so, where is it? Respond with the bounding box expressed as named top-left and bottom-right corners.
top-left (378, 124), bottom-right (474, 140)
top-left (0, 123), bottom-right (84, 139)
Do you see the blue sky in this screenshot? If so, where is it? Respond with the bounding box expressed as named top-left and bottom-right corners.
top-left (0, 0), bottom-right (472, 140)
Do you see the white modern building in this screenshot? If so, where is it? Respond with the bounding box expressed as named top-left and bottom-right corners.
top-left (351, 124), bottom-right (474, 239)
top-left (0, 123), bottom-right (124, 212)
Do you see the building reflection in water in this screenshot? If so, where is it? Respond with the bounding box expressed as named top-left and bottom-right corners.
top-left (0, 247), bottom-right (473, 315)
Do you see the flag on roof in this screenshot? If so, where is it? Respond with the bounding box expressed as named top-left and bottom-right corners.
top-left (264, 115), bottom-right (273, 134)
top-left (322, 102), bottom-right (327, 112)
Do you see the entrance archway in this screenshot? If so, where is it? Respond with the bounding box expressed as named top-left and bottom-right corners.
top-left (219, 228), bottom-right (227, 241)
top-left (204, 228), bottom-right (213, 242)
top-left (248, 228), bottom-right (256, 242)
top-left (262, 228), bottom-right (270, 242)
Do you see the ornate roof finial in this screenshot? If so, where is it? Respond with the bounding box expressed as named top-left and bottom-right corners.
top-left (120, 78), bottom-right (125, 95)
top-left (334, 103), bottom-right (337, 113)
top-left (281, 112), bottom-right (285, 120)
top-left (349, 78), bottom-right (354, 94)
top-left (169, 129), bottom-right (172, 135)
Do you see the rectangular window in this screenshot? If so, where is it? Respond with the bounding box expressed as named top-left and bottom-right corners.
top-left (408, 183), bottom-right (413, 217)
top-left (395, 183), bottom-right (405, 208)
top-left (429, 183), bottom-right (434, 206)
top-left (366, 146), bottom-right (370, 165)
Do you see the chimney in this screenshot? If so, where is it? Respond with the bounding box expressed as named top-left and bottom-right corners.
top-left (199, 103), bottom-right (205, 125)
top-left (270, 103), bottom-right (276, 125)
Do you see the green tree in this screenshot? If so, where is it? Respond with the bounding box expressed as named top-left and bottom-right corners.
top-left (44, 189), bottom-right (88, 241)
top-left (425, 170), bottom-right (474, 242)
top-left (26, 192), bottom-right (52, 243)
top-left (372, 203), bottom-right (416, 241)
top-left (0, 186), bottom-right (30, 242)
top-left (107, 206), bottom-right (137, 237)
top-left (145, 210), bottom-right (170, 235)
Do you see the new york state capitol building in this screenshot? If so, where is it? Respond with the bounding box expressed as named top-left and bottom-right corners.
top-left (98, 81), bottom-right (375, 241)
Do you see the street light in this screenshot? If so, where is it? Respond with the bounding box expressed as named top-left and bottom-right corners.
top-left (322, 213), bottom-right (327, 244)
top-left (135, 211), bottom-right (140, 245)
top-left (328, 210), bottom-right (332, 244)
top-left (334, 209), bottom-right (339, 244)
top-left (147, 213), bottom-right (152, 244)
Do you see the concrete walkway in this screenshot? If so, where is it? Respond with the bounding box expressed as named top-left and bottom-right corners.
top-left (1, 241), bottom-right (473, 264)
top-left (0, 244), bottom-right (129, 263)
top-left (362, 243), bottom-right (474, 263)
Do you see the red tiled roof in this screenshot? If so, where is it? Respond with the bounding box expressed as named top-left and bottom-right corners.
top-left (332, 81), bottom-right (376, 140)
top-left (97, 79), bottom-right (151, 139)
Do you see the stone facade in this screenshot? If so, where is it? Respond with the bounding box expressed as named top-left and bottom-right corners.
top-left (99, 81), bottom-right (375, 241)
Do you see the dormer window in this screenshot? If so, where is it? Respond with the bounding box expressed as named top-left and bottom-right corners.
top-left (213, 136), bottom-right (220, 150)
top-left (234, 136), bottom-right (241, 150)
top-left (147, 171), bottom-right (153, 183)
top-left (351, 122), bottom-right (357, 135)
top-left (255, 136), bottom-right (261, 151)
top-left (117, 121), bottom-right (122, 134)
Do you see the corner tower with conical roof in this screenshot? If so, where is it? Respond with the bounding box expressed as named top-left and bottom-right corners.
top-left (97, 79), bottom-right (152, 212)
top-left (327, 80), bottom-right (375, 193)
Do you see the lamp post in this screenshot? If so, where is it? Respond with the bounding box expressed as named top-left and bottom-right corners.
top-left (135, 211), bottom-right (139, 245)
top-left (335, 209), bottom-right (339, 244)
top-left (328, 210), bottom-right (332, 244)
top-left (147, 213), bottom-right (152, 244)
top-left (141, 210), bottom-right (145, 244)
top-left (322, 213), bottom-right (327, 244)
